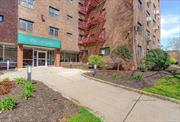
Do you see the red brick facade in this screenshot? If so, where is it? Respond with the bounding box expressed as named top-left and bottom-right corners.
top-left (0, 0), bottom-right (18, 44)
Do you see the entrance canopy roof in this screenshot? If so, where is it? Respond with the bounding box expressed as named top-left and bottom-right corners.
top-left (18, 33), bottom-right (61, 49)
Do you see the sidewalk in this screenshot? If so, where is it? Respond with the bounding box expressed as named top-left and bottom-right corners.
top-left (1, 67), bottom-right (180, 122)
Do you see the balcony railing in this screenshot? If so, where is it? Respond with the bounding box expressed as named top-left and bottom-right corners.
top-left (78, 21), bottom-right (87, 30)
top-left (79, 30), bottom-right (105, 45)
top-left (87, 11), bottom-right (106, 28)
top-left (79, 5), bottom-right (87, 14)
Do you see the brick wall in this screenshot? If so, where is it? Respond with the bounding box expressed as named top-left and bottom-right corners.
top-left (0, 0), bottom-right (18, 44)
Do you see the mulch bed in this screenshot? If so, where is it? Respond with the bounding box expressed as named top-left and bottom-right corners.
top-left (0, 81), bottom-right (79, 122)
top-left (85, 70), bottom-right (170, 89)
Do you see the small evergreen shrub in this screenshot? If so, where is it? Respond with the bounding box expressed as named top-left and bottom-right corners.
top-left (141, 49), bottom-right (170, 71)
top-left (88, 55), bottom-right (105, 67)
top-left (0, 97), bottom-right (16, 110)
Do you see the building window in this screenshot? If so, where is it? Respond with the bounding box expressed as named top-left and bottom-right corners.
top-left (137, 0), bottom-right (142, 10)
top-left (66, 32), bottom-right (73, 40)
top-left (19, 0), bottom-right (34, 8)
top-left (49, 7), bottom-right (59, 18)
top-left (67, 15), bottom-right (73, 21)
top-left (61, 52), bottom-right (79, 62)
top-left (137, 45), bottom-right (142, 59)
top-left (19, 19), bottom-right (33, 32)
top-left (146, 11), bottom-right (151, 26)
top-left (0, 15), bottom-right (4, 22)
top-left (49, 26), bottom-right (59, 37)
top-left (101, 47), bottom-right (110, 56)
top-left (135, 22), bottom-right (142, 35)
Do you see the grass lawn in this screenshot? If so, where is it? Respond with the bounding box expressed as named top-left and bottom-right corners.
top-left (67, 107), bottom-right (102, 122)
top-left (144, 75), bottom-right (180, 100)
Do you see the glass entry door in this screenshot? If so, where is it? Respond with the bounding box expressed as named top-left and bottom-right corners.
top-left (34, 50), bottom-right (47, 67)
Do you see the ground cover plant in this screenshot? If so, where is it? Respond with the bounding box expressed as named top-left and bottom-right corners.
top-left (0, 97), bottom-right (16, 110)
top-left (68, 107), bottom-right (102, 122)
top-left (144, 75), bottom-right (180, 100)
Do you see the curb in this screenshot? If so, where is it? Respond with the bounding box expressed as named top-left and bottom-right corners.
top-left (82, 73), bottom-right (180, 105)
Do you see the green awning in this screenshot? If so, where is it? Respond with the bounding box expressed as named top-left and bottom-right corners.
top-left (18, 33), bottom-right (61, 48)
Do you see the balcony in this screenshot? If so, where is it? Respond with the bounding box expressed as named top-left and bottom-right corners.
top-left (79, 30), bottom-right (105, 45)
top-left (79, 5), bottom-right (87, 14)
top-left (79, 0), bottom-right (85, 5)
top-left (87, 11), bottom-right (106, 28)
top-left (78, 21), bottom-right (87, 30)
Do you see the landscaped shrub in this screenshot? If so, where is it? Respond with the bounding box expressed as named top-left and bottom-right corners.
top-left (24, 82), bottom-right (36, 93)
top-left (111, 45), bottom-right (132, 71)
top-left (0, 97), bottom-right (16, 110)
top-left (15, 77), bottom-right (26, 85)
top-left (88, 55), bottom-right (105, 67)
top-left (131, 72), bottom-right (144, 81)
top-left (168, 57), bottom-right (177, 64)
top-left (141, 49), bottom-right (170, 71)
top-left (21, 82), bottom-right (36, 99)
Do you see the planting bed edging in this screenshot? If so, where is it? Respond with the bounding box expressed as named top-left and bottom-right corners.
top-left (82, 73), bottom-right (180, 105)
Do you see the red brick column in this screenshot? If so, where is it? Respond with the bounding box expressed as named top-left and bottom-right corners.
top-left (54, 48), bottom-right (60, 67)
top-left (17, 44), bottom-right (23, 68)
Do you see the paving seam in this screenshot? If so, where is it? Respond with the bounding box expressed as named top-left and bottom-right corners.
top-left (123, 94), bottom-right (143, 122)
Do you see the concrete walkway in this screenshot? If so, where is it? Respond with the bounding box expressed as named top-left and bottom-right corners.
top-left (1, 67), bottom-right (180, 122)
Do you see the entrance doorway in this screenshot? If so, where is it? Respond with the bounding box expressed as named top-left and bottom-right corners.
top-left (34, 50), bottom-right (47, 67)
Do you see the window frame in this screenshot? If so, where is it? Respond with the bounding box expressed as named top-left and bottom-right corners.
top-left (0, 15), bottom-right (4, 22)
top-left (49, 26), bottom-right (59, 37)
top-left (49, 6), bottom-right (60, 18)
top-left (19, 0), bottom-right (34, 9)
top-left (101, 47), bottom-right (110, 56)
top-left (19, 19), bottom-right (34, 32)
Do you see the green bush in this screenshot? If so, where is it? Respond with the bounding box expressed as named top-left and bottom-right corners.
top-left (0, 97), bottom-right (16, 110)
top-left (22, 89), bottom-right (33, 99)
top-left (111, 45), bottom-right (132, 70)
top-left (88, 55), bottom-right (105, 67)
top-left (168, 57), bottom-right (177, 64)
top-left (131, 72), bottom-right (144, 81)
top-left (24, 82), bottom-right (36, 92)
top-left (21, 82), bottom-right (36, 99)
top-left (141, 49), bottom-right (170, 71)
top-left (15, 77), bottom-right (26, 84)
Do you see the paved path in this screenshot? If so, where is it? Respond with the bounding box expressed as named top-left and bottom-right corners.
top-left (1, 67), bottom-right (180, 122)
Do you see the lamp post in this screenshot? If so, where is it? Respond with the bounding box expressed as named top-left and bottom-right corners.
top-left (7, 60), bottom-right (10, 71)
top-left (27, 65), bottom-right (32, 82)
top-left (93, 64), bottom-right (97, 76)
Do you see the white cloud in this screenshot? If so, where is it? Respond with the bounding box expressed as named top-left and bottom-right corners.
top-left (161, 15), bottom-right (180, 39)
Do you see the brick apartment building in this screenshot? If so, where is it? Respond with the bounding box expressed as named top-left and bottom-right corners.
top-left (0, 0), bottom-right (79, 68)
top-left (78, 0), bottom-right (160, 68)
top-left (0, 0), bottom-right (160, 69)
